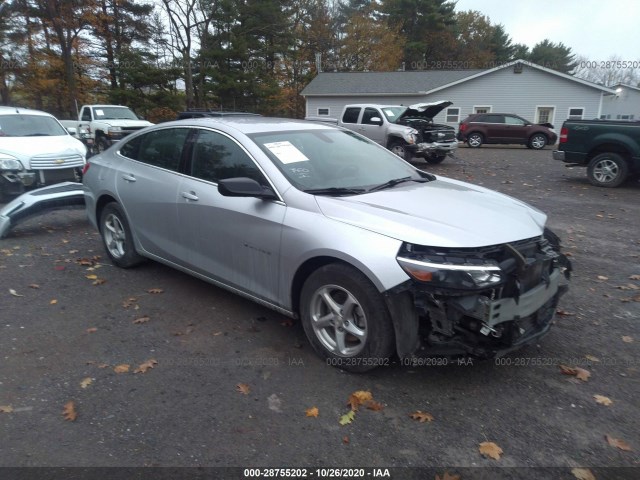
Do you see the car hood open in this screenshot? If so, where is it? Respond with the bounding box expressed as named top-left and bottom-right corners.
top-left (315, 177), bottom-right (547, 248)
top-left (398, 101), bottom-right (453, 122)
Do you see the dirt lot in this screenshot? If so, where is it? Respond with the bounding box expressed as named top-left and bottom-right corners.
top-left (0, 146), bottom-right (638, 479)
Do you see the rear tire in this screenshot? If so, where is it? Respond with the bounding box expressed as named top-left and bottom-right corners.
top-left (99, 202), bottom-right (144, 268)
top-left (467, 133), bottom-right (483, 148)
top-left (587, 152), bottom-right (628, 188)
top-left (300, 263), bottom-right (395, 372)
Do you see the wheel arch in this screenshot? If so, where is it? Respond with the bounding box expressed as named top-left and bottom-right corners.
top-left (586, 143), bottom-right (632, 163)
top-left (386, 135), bottom-right (406, 149)
top-left (95, 194), bottom-right (119, 230)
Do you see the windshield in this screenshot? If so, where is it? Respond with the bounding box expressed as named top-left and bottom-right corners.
top-left (381, 107), bottom-right (406, 123)
top-left (0, 114), bottom-right (68, 137)
top-left (250, 129), bottom-right (427, 193)
top-left (92, 107), bottom-right (139, 120)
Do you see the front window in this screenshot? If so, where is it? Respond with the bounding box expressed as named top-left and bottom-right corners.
top-left (362, 108), bottom-right (382, 125)
top-left (504, 116), bottom-right (526, 126)
top-left (92, 107), bottom-right (138, 120)
top-left (446, 107), bottom-right (460, 123)
top-left (250, 129), bottom-right (425, 192)
top-left (0, 115), bottom-right (68, 137)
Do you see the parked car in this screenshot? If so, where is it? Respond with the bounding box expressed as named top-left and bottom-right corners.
top-left (335, 102), bottom-right (458, 164)
top-left (553, 118), bottom-right (640, 187)
top-left (82, 117), bottom-right (571, 371)
top-left (458, 113), bottom-right (557, 149)
top-left (176, 110), bottom-right (261, 120)
top-left (0, 106), bottom-right (86, 200)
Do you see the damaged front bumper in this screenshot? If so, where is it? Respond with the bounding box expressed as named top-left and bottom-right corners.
top-left (386, 232), bottom-right (572, 360)
top-left (413, 141), bottom-right (458, 154)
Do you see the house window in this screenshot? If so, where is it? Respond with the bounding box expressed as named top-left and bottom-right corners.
top-left (619, 114), bottom-right (631, 120)
top-left (474, 106), bottom-right (491, 114)
top-left (317, 108), bottom-right (329, 116)
top-left (568, 108), bottom-right (584, 120)
top-left (446, 107), bottom-right (460, 123)
top-left (536, 106), bottom-right (555, 124)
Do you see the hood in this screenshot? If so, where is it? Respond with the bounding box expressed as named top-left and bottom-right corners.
top-left (315, 177), bottom-right (547, 248)
top-left (0, 135), bottom-right (85, 164)
top-left (398, 101), bottom-right (453, 122)
top-left (97, 119), bottom-right (153, 128)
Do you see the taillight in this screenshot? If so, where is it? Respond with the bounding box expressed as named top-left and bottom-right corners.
top-left (559, 127), bottom-right (568, 143)
top-left (459, 123), bottom-right (467, 132)
top-left (82, 163), bottom-right (90, 175)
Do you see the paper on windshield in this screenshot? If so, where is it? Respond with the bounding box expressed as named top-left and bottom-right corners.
top-left (264, 141), bottom-right (309, 164)
top-left (95, 109), bottom-right (104, 116)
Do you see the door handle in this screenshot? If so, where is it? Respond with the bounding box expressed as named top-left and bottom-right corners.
top-left (181, 191), bottom-right (199, 201)
top-left (122, 174), bottom-right (136, 182)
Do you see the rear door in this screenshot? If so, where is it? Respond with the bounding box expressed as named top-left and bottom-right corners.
top-left (115, 127), bottom-right (191, 262)
top-left (176, 128), bottom-right (286, 303)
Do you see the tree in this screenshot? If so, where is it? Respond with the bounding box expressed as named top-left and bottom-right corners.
top-left (528, 39), bottom-right (577, 73)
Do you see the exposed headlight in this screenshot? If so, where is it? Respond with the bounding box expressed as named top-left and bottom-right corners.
top-left (402, 128), bottom-right (419, 145)
top-left (0, 154), bottom-right (23, 170)
top-left (397, 256), bottom-right (504, 290)
top-left (109, 126), bottom-right (122, 132)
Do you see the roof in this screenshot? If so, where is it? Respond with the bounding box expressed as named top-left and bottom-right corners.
top-left (301, 60), bottom-right (616, 97)
top-left (0, 106), bottom-right (53, 116)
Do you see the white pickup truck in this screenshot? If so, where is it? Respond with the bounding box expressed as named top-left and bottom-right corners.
top-left (61, 105), bottom-right (153, 154)
top-left (329, 102), bottom-right (458, 164)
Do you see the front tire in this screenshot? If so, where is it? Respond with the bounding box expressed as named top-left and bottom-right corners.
top-left (529, 133), bottom-right (547, 150)
top-left (96, 136), bottom-right (111, 154)
top-left (587, 152), bottom-right (629, 188)
top-left (300, 263), bottom-right (395, 372)
top-left (467, 132), bottom-right (483, 148)
top-left (389, 140), bottom-right (413, 161)
top-left (99, 202), bottom-right (144, 268)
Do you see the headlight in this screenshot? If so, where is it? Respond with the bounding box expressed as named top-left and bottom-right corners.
top-left (397, 256), bottom-right (504, 290)
top-left (0, 154), bottom-right (23, 170)
top-left (402, 128), bottom-right (419, 145)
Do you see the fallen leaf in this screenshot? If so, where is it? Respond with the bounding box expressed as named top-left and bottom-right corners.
top-left (571, 468), bottom-right (596, 480)
top-left (92, 278), bottom-right (106, 286)
top-left (479, 441), bottom-right (503, 460)
top-left (305, 407), bottom-right (319, 418)
top-left (366, 400), bottom-right (385, 411)
top-left (575, 367), bottom-right (591, 382)
top-left (342, 436), bottom-right (350, 444)
top-left (212, 331), bottom-right (223, 336)
top-left (54, 265), bottom-right (65, 271)
top-left (555, 309), bottom-right (575, 316)
top-left (80, 377), bottom-right (93, 389)
top-left (596, 275), bottom-right (608, 281)
top-left (347, 390), bottom-right (373, 411)
top-left (134, 359), bottom-right (158, 373)
top-left (113, 364), bottom-right (130, 373)
top-left (97, 363), bottom-right (109, 369)
top-left (436, 473), bottom-right (461, 480)
top-left (409, 410), bottom-right (434, 423)
top-left (585, 355), bottom-right (600, 363)
top-left (132, 316), bottom-right (150, 324)
top-left (85, 274), bottom-right (98, 280)
top-left (0, 405), bottom-right (13, 413)
top-left (605, 435), bottom-right (632, 451)
top-left (62, 401), bottom-right (77, 421)
top-left (9, 289), bottom-right (24, 297)
top-left (339, 410), bottom-right (355, 425)
top-left (147, 288), bottom-right (164, 294)
top-left (594, 395), bottom-right (612, 406)
top-left (622, 336), bottom-right (633, 343)
top-left (122, 297), bottom-right (138, 308)
top-left (86, 327), bottom-right (97, 333)
top-left (629, 274), bottom-right (640, 280)
top-left (236, 383), bottom-right (250, 395)
top-left (50, 299), bottom-right (58, 305)
top-left (620, 294), bottom-right (640, 303)
top-left (29, 284), bottom-right (40, 289)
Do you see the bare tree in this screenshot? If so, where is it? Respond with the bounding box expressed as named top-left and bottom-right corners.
top-left (574, 54), bottom-right (640, 87)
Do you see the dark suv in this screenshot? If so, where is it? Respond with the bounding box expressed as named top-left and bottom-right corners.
top-left (457, 113), bottom-right (557, 149)
top-left (177, 110), bottom-right (261, 120)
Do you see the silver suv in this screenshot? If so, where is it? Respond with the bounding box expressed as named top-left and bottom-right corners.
top-left (82, 117), bottom-right (571, 371)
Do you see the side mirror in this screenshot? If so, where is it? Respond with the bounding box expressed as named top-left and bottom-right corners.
top-left (66, 127), bottom-right (77, 135)
top-left (369, 116), bottom-right (383, 126)
top-left (218, 177), bottom-right (278, 200)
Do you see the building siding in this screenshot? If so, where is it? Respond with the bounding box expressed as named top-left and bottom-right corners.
top-left (304, 64), bottom-right (610, 140)
top-left (601, 86), bottom-right (640, 120)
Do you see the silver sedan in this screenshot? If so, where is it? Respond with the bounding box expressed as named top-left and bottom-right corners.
top-left (82, 117), bottom-right (571, 371)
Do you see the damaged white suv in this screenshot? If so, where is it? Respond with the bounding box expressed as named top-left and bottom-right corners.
top-left (83, 117), bottom-right (571, 371)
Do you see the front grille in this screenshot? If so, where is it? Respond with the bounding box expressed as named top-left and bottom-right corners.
top-left (422, 128), bottom-right (456, 143)
top-left (30, 153), bottom-right (84, 169)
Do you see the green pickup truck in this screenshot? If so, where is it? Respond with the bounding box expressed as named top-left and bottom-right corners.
top-left (553, 119), bottom-right (640, 187)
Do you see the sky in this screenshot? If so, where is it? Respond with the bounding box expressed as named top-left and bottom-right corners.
top-left (453, 0), bottom-right (640, 61)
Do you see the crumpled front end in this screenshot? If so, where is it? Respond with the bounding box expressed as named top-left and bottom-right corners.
top-left (387, 228), bottom-right (572, 360)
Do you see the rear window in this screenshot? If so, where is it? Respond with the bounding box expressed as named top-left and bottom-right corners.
top-left (342, 107), bottom-right (361, 124)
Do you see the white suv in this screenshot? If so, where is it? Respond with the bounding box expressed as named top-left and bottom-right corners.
top-left (0, 106), bottom-right (86, 200)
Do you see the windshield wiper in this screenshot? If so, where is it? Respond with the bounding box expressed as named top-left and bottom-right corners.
top-left (367, 176), bottom-right (430, 193)
top-left (25, 133), bottom-right (51, 136)
top-left (304, 187), bottom-right (366, 196)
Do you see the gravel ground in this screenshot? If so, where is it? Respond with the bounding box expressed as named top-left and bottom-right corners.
top-left (0, 145), bottom-right (638, 480)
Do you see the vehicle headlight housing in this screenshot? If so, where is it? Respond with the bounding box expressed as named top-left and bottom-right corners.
top-left (0, 154), bottom-right (23, 170)
top-left (402, 128), bottom-right (419, 145)
top-left (397, 256), bottom-right (504, 290)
